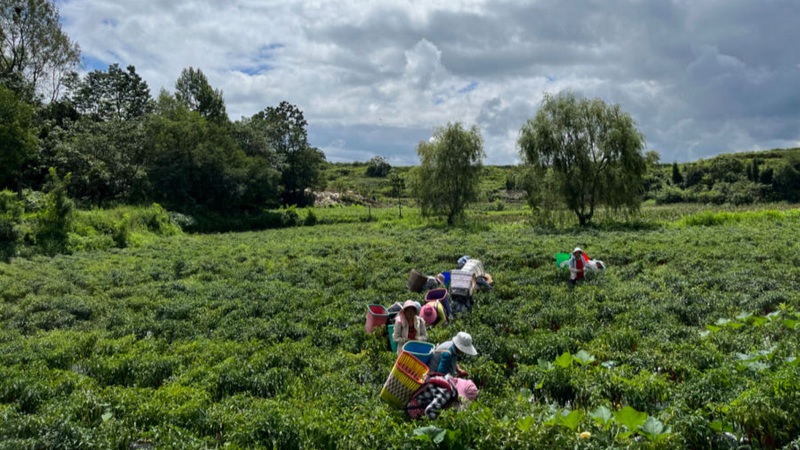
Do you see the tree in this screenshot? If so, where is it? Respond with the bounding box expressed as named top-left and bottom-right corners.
top-left (412, 122), bottom-right (484, 225)
top-left (145, 91), bottom-right (243, 212)
top-left (0, 83), bottom-right (36, 189)
top-left (365, 156), bottom-right (391, 177)
top-left (518, 92), bottom-right (646, 226)
top-left (671, 162), bottom-right (684, 185)
top-left (389, 169), bottom-right (405, 218)
top-left (174, 67), bottom-right (227, 124)
top-left (0, 0), bottom-right (80, 102)
top-left (257, 101), bottom-right (325, 206)
top-left (69, 63), bottom-right (152, 121)
top-left (51, 117), bottom-right (149, 205)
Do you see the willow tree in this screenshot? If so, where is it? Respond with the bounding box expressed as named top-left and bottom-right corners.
top-left (518, 92), bottom-right (646, 226)
top-left (412, 122), bottom-right (484, 225)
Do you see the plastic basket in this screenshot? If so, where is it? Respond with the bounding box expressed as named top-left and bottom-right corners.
top-left (408, 270), bottom-right (427, 293)
top-left (401, 340), bottom-right (435, 365)
top-left (555, 253), bottom-right (570, 268)
top-left (388, 324), bottom-right (398, 352)
top-left (366, 304), bottom-right (389, 333)
top-left (379, 351), bottom-right (428, 408)
top-left (425, 288), bottom-right (448, 303)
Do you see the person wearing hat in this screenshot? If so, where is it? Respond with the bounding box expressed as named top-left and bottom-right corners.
top-left (393, 300), bottom-right (428, 354)
top-left (406, 375), bottom-right (479, 419)
top-left (427, 331), bottom-right (478, 377)
top-left (567, 247), bottom-right (586, 286)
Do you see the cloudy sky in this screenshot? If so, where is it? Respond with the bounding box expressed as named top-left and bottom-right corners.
top-left (57, 0), bottom-right (800, 165)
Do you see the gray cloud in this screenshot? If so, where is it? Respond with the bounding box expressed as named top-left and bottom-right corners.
top-left (59, 0), bottom-right (800, 164)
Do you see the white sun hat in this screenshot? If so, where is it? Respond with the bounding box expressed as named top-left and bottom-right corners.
top-left (453, 331), bottom-right (478, 356)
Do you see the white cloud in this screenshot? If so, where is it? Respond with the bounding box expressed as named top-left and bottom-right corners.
top-left (58, 0), bottom-right (800, 164)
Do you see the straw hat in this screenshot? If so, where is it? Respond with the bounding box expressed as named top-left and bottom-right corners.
top-left (453, 332), bottom-right (478, 356)
top-left (573, 247), bottom-right (583, 254)
top-left (454, 378), bottom-right (479, 400)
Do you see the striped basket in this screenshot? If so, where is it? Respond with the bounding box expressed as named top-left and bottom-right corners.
top-left (379, 351), bottom-right (429, 408)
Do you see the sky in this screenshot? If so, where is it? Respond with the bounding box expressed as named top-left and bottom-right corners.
top-left (57, 0), bottom-right (800, 166)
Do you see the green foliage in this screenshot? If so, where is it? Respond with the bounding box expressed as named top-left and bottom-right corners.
top-left (365, 156), bottom-right (392, 177)
top-left (35, 168), bottom-right (74, 255)
top-left (174, 66), bottom-right (228, 124)
top-left (0, 84), bottom-right (37, 189)
top-left (518, 91), bottom-right (647, 226)
top-left (0, 0), bottom-right (80, 102)
top-left (412, 122), bottom-right (485, 225)
top-left (68, 63), bottom-right (152, 121)
top-left (256, 101), bottom-right (326, 206)
top-left (0, 206), bottom-right (799, 447)
top-left (0, 189), bottom-right (23, 259)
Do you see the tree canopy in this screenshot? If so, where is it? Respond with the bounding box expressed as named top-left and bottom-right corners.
top-left (412, 122), bottom-right (484, 225)
top-left (0, 0), bottom-right (80, 102)
top-left (518, 92), bottom-right (647, 226)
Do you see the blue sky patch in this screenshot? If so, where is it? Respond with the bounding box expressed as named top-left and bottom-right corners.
top-left (458, 81), bottom-right (478, 94)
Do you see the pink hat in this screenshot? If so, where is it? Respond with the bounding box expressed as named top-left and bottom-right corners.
top-left (402, 299), bottom-right (420, 312)
top-left (454, 378), bottom-right (478, 400)
top-left (420, 303), bottom-right (438, 325)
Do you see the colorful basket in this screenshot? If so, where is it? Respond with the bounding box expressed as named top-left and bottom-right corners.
top-left (401, 340), bottom-right (435, 365)
top-left (366, 304), bottom-right (389, 333)
top-left (380, 351), bottom-right (429, 408)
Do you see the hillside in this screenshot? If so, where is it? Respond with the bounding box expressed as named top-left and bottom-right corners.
top-left (1, 208), bottom-right (799, 448)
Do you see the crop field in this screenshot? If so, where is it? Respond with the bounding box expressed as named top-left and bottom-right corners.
top-left (1, 207), bottom-right (799, 449)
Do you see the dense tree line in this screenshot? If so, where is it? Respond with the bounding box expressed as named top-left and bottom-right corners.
top-left (1, 0), bottom-right (326, 228)
top-left (644, 153), bottom-right (800, 205)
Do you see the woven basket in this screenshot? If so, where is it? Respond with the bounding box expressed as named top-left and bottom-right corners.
top-left (380, 351), bottom-right (429, 408)
top-left (407, 270), bottom-right (427, 293)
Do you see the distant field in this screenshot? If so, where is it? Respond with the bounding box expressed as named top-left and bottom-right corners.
top-left (1, 206), bottom-right (799, 448)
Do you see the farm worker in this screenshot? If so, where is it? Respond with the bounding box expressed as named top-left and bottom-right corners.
top-left (393, 300), bottom-right (428, 354)
top-left (427, 331), bottom-right (478, 377)
top-left (567, 247), bottom-right (586, 285)
top-left (406, 375), bottom-right (479, 419)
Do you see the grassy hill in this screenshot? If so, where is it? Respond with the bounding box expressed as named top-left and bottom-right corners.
top-left (1, 207), bottom-right (799, 448)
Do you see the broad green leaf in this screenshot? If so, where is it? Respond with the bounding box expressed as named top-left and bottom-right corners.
top-left (786, 356), bottom-right (799, 367)
top-left (709, 420), bottom-right (734, 433)
top-left (735, 311), bottom-right (752, 321)
top-left (558, 409), bottom-right (585, 431)
top-left (699, 330), bottom-right (711, 338)
top-left (101, 412), bottom-right (113, 422)
top-left (573, 350), bottom-right (596, 366)
top-left (640, 416), bottom-right (671, 442)
top-left (766, 311), bottom-right (782, 321)
top-left (554, 352), bottom-right (573, 368)
top-left (715, 318), bottom-right (731, 326)
top-left (613, 406), bottom-right (648, 432)
top-left (537, 359), bottom-right (554, 371)
top-left (749, 316), bottom-right (767, 327)
top-left (517, 416), bottom-right (535, 432)
top-left (590, 405), bottom-right (613, 426)
top-left (705, 324), bottom-right (721, 332)
top-left (413, 426), bottom-right (446, 444)
top-left (727, 321), bottom-right (745, 329)
top-left (783, 319), bottom-right (799, 330)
